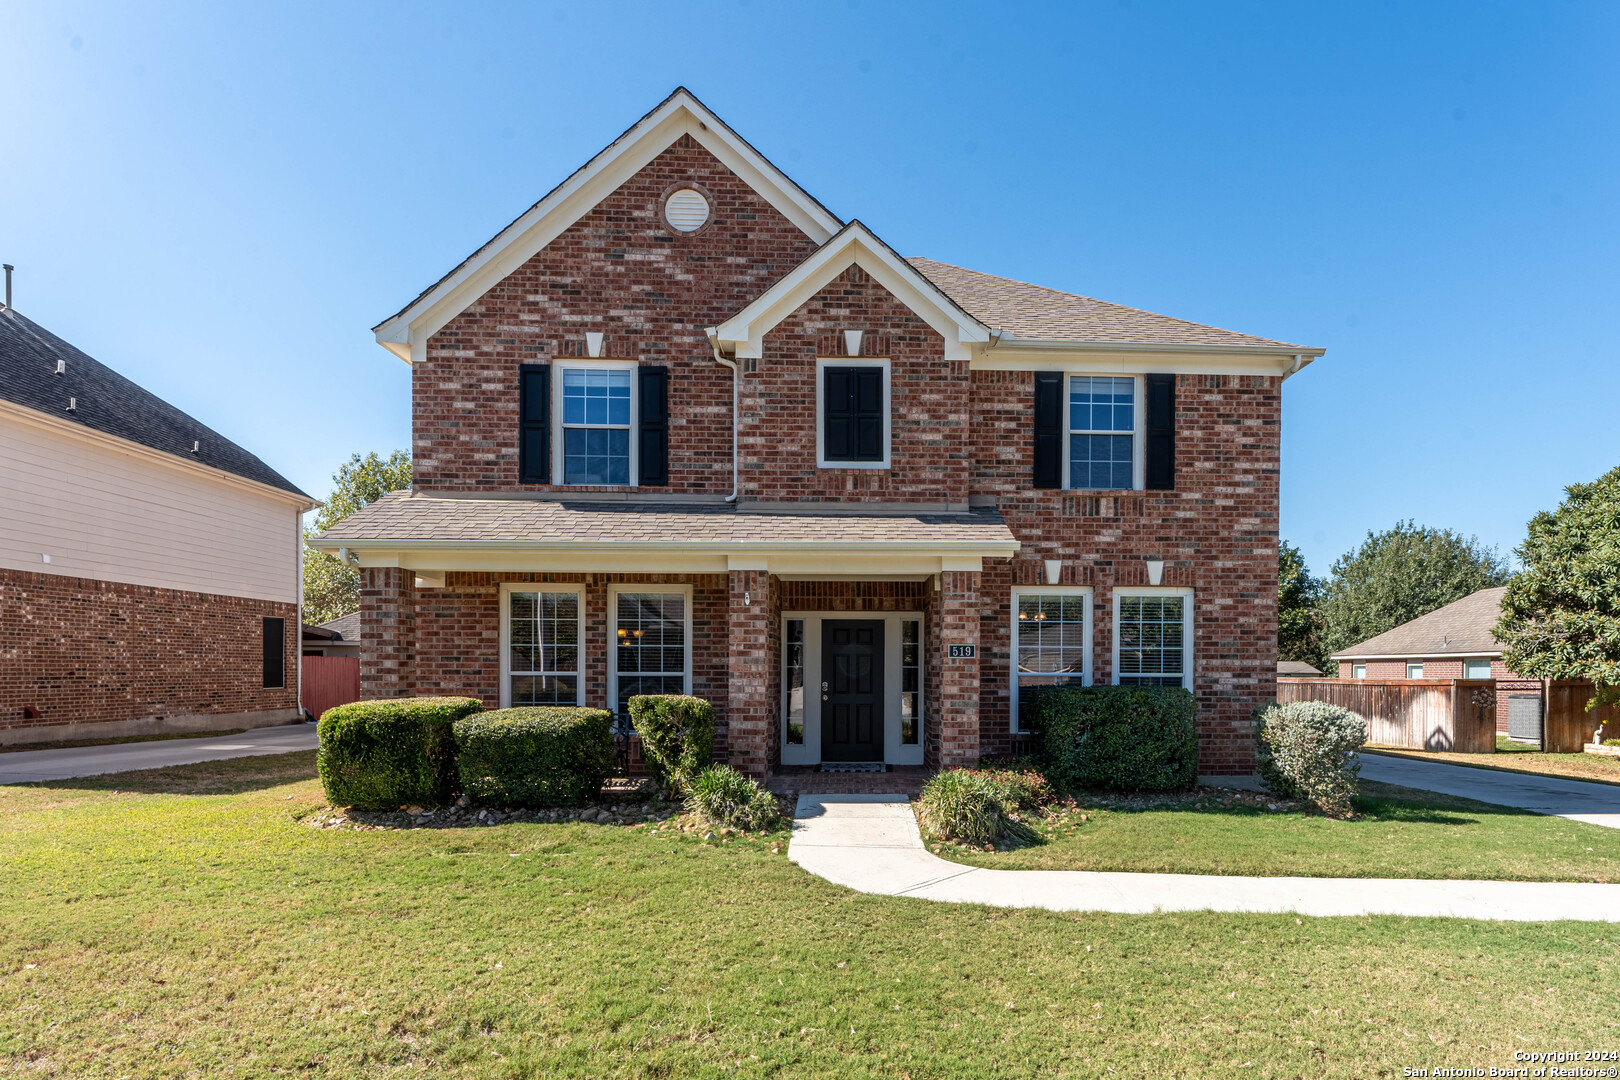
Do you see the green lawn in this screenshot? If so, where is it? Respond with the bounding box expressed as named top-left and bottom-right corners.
top-left (3, 753), bottom-right (1619, 1078)
top-left (940, 781), bottom-right (1620, 881)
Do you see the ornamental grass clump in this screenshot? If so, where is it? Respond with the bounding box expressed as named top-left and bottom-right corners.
top-left (915, 767), bottom-right (1052, 847)
top-left (629, 694), bottom-right (716, 792)
top-left (317, 696), bottom-right (484, 810)
top-left (685, 764), bottom-right (780, 832)
top-left (1255, 700), bottom-right (1368, 818)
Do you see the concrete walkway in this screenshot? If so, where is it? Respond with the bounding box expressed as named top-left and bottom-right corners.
top-left (0, 725), bottom-right (319, 785)
top-left (788, 795), bottom-right (1620, 922)
top-left (1361, 752), bottom-right (1620, 830)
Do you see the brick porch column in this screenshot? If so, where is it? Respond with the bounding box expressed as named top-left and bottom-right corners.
top-left (936, 569), bottom-right (981, 769)
top-left (727, 567), bottom-right (771, 778)
top-left (360, 566), bottom-right (415, 700)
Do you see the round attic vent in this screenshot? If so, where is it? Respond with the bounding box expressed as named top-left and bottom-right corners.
top-left (663, 187), bottom-right (710, 232)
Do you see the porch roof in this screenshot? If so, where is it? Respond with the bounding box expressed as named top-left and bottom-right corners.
top-left (309, 491), bottom-right (1019, 573)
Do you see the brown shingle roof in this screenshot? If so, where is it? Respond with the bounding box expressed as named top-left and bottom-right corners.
top-left (314, 491), bottom-right (1018, 551)
top-left (1332, 587), bottom-right (1509, 660)
top-left (908, 258), bottom-right (1306, 349)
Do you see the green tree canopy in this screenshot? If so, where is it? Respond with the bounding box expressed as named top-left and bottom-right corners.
top-left (1495, 464), bottom-right (1620, 705)
top-left (302, 450), bottom-right (411, 624)
top-left (1320, 521), bottom-right (1509, 658)
top-left (1278, 541), bottom-right (1328, 672)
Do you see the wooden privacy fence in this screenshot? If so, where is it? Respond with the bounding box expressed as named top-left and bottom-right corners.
top-left (1544, 681), bottom-right (1620, 752)
top-left (1276, 678), bottom-right (1497, 753)
top-left (301, 655), bottom-right (361, 721)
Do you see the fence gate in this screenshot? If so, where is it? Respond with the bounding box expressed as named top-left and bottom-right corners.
top-left (1506, 694), bottom-right (1543, 746)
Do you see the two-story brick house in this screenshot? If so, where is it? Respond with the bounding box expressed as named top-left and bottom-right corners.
top-left (312, 89), bottom-right (1322, 780)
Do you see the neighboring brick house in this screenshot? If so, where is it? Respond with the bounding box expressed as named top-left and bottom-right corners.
top-left (312, 89), bottom-right (1324, 779)
top-left (1331, 585), bottom-right (1539, 734)
top-left (0, 300), bottom-right (317, 744)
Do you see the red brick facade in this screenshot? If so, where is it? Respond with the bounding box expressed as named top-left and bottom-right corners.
top-left (362, 128), bottom-right (1289, 779)
top-left (0, 566), bottom-right (299, 742)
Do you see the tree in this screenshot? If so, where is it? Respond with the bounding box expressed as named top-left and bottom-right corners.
top-left (1278, 541), bottom-right (1328, 672)
top-left (1494, 465), bottom-right (1620, 707)
top-left (1319, 520), bottom-right (1509, 658)
top-left (302, 450), bottom-right (411, 623)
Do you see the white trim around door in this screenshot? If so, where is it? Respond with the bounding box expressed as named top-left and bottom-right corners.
top-left (781, 610), bottom-right (923, 767)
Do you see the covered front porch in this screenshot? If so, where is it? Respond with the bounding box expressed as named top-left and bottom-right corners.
top-left (310, 492), bottom-right (1020, 779)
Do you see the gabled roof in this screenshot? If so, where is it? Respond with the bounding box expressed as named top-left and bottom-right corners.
top-left (1278, 660), bottom-right (1325, 677)
top-left (711, 221), bottom-right (990, 361)
top-left (318, 612), bottom-right (361, 641)
top-left (910, 258), bottom-right (1316, 352)
top-left (1332, 586), bottom-right (1509, 661)
top-left (0, 309), bottom-right (312, 500)
top-left (373, 87), bottom-right (843, 364)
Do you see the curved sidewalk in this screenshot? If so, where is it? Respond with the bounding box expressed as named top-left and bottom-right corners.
top-left (787, 795), bottom-right (1620, 922)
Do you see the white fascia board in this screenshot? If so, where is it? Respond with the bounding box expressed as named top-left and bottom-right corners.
top-left (973, 340), bottom-right (1326, 377)
top-left (374, 91), bottom-right (842, 365)
top-left (1331, 650), bottom-right (1505, 661)
top-left (712, 225), bottom-right (991, 362)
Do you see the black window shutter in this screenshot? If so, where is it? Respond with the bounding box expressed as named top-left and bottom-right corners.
top-left (1032, 371), bottom-right (1062, 489)
top-left (823, 366), bottom-right (883, 462)
top-left (518, 364), bottom-right (550, 484)
top-left (1145, 373), bottom-right (1176, 490)
top-left (262, 616), bottom-right (285, 689)
top-left (638, 365), bottom-right (669, 486)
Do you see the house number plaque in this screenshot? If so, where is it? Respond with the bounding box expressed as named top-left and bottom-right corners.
top-left (947, 644), bottom-right (977, 659)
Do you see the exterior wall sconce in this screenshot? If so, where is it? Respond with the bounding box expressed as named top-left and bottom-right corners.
top-left (1043, 559), bottom-right (1062, 585)
top-left (1145, 557), bottom-right (1165, 586)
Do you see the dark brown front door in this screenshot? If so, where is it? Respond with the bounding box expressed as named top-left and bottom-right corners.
top-left (822, 620), bottom-right (884, 762)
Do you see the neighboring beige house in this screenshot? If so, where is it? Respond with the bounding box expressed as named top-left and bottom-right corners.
top-left (0, 300), bottom-right (317, 744)
top-left (1331, 585), bottom-right (1539, 734)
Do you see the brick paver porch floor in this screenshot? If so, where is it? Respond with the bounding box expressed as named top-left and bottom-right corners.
top-left (765, 766), bottom-right (930, 797)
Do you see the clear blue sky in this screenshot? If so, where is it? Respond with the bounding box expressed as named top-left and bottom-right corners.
top-left (4, 1), bottom-right (1615, 576)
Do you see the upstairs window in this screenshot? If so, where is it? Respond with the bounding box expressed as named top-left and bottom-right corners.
top-left (559, 363), bottom-right (633, 485)
top-left (817, 359), bottom-right (889, 468)
top-left (1069, 376), bottom-right (1137, 490)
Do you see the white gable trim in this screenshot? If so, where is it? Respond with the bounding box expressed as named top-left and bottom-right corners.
top-left (710, 222), bottom-right (991, 362)
top-left (374, 89), bottom-right (843, 365)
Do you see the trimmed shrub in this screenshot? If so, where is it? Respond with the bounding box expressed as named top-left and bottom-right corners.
top-left (1027, 685), bottom-right (1198, 792)
top-left (629, 695), bottom-right (716, 790)
top-left (453, 707), bottom-right (615, 809)
top-left (1255, 700), bottom-right (1367, 817)
top-left (685, 764), bottom-right (780, 831)
top-left (915, 768), bottom-right (1051, 847)
top-left (317, 697), bottom-right (483, 810)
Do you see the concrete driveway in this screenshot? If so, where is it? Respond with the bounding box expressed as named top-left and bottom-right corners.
top-left (1361, 752), bottom-right (1620, 830)
top-left (0, 724), bottom-right (319, 785)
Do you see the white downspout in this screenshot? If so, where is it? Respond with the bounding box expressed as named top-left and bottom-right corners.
top-left (295, 508), bottom-right (305, 722)
top-left (707, 330), bottom-right (739, 503)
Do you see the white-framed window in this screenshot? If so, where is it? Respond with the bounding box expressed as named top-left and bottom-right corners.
top-left (1407, 662), bottom-right (1425, 679)
top-left (1352, 663), bottom-right (1367, 680)
top-left (1463, 658), bottom-right (1493, 680)
top-left (1113, 587), bottom-right (1193, 688)
top-left (815, 357), bottom-right (890, 469)
top-left (499, 583), bottom-right (585, 708)
top-left (1066, 374), bottom-right (1144, 491)
top-left (1011, 586), bottom-right (1092, 732)
top-left (554, 360), bottom-right (637, 485)
top-left (609, 584), bottom-right (692, 729)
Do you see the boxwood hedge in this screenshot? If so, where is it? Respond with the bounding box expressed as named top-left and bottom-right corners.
top-left (317, 696), bottom-right (483, 810)
top-left (453, 706), bottom-right (615, 808)
top-left (628, 694), bottom-right (716, 790)
top-left (1025, 684), bottom-right (1198, 792)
